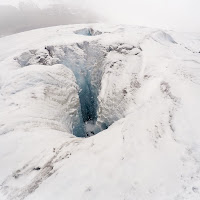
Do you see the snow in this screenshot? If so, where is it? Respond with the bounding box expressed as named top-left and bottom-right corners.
top-left (0, 24), bottom-right (200, 200)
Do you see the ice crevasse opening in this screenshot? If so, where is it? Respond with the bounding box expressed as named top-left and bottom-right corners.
top-left (15, 41), bottom-right (110, 137)
top-left (14, 29), bottom-right (140, 138)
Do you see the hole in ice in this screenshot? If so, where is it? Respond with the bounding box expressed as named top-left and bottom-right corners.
top-left (63, 59), bottom-right (103, 138)
top-left (33, 167), bottom-right (41, 171)
top-left (74, 28), bottom-right (102, 36)
top-left (15, 43), bottom-right (113, 138)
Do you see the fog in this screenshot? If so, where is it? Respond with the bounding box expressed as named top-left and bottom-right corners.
top-left (91, 0), bottom-right (200, 32)
top-left (0, 0), bottom-right (199, 36)
top-left (0, 2), bottom-right (100, 37)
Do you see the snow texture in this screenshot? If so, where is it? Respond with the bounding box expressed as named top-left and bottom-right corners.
top-left (0, 24), bottom-right (200, 200)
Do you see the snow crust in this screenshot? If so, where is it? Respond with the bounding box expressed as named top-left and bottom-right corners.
top-left (0, 24), bottom-right (200, 200)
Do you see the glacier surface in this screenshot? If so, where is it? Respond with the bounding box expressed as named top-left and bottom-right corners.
top-left (0, 24), bottom-right (200, 200)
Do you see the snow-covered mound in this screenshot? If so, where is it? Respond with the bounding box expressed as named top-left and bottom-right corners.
top-left (0, 24), bottom-right (200, 200)
top-left (0, 64), bottom-right (83, 135)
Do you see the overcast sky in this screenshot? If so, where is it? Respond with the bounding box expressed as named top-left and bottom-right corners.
top-left (0, 0), bottom-right (200, 33)
top-left (93, 0), bottom-right (200, 32)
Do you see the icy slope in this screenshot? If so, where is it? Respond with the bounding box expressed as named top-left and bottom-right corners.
top-left (0, 24), bottom-right (200, 200)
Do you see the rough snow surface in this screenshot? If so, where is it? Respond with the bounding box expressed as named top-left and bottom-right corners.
top-left (0, 24), bottom-right (200, 200)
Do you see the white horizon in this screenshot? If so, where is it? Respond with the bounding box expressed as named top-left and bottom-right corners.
top-left (0, 0), bottom-right (199, 33)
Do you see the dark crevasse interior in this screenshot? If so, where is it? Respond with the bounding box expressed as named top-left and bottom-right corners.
top-left (72, 68), bottom-right (99, 137)
top-left (77, 71), bottom-right (97, 123)
top-left (65, 65), bottom-right (102, 138)
top-left (61, 45), bottom-right (105, 137)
